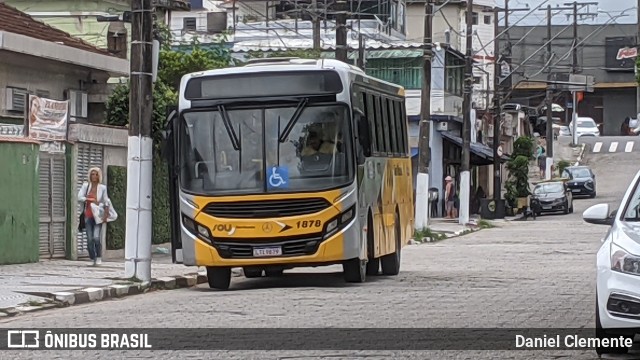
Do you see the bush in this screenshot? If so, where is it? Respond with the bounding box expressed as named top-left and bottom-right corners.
top-left (557, 160), bottom-right (571, 176)
top-left (152, 157), bottom-right (170, 245)
top-left (106, 166), bottom-right (127, 250)
top-left (504, 155), bottom-right (531, 206)
top-left (105, 159), bottom-right (170, 250)
top-left (512, 136), bottom-right (535, 159)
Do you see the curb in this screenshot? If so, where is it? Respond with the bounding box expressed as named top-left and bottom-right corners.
top-left (410, 225), bottom-right (481, 244)
top-left (574, 143), bottom-right (587, 166)
top-left (0, 269), bottom-right (244, 316)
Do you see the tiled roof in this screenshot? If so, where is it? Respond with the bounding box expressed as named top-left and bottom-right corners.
top-left (0, 2), bottom-right (114, 56)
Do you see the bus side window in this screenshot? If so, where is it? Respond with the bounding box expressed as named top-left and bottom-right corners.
top-left (355, 110), bottom-right (371, 163)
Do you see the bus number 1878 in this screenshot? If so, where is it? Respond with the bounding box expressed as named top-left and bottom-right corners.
top-left (297, 220), bottom-right (321, 228)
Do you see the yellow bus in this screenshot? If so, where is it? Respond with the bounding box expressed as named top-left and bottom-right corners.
top-left (163, 58), bottom-right (414, 290)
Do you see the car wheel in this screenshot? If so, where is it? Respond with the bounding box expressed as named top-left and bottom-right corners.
top-left (595, 295), bottom-right (630, 355)
top-left (243, 267), bottom-right (262, 278)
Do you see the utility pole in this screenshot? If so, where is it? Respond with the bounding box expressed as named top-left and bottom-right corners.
top-left (357, 33), bottom-right (365, 69)
top-left (335, 0), bottom-right (348, 62)
top-left (459, 0), bottom-right (473, 225)
top-left (545, 4), bottom-right (554, 180)
top-left (125, 0), bottom-right (154, 282)
top-left (492, 6), bottom-right (502, 211)
top-left (415, 0), bottom-right (433, 230)
top-left (312, 0), bottom-right (321, 49)
top-left (564, 1), bottom-right (598, 145)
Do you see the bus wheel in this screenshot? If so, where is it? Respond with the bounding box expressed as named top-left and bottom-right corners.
top-left (265, 268), bottom-right (284, 277)
top-left (243, 267), bottom-right (263, 278)
top-left (206, 266), bottom-right (231, 290)
top-left (381, 213), bottom-right (401, 276)
top-left (366, 216), bottom-right (380, 275)
top-left (343, 258), bottom-right (366, 283)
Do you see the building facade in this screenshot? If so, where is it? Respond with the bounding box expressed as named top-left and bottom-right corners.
top-left (406, 0), bottom-right (496, 110)
top-left (506, 24), bottom-right (637, 136)
top-left (0, 2), bottom-right (129, 263)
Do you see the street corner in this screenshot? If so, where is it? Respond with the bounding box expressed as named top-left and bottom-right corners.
top-left (410, 219), bottom-right (493, 244)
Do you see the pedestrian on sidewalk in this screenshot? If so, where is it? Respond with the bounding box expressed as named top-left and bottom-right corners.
top-left (535, 142), bottom-right (546, 179)
top-left (444, 176), bottom-right (456, 219)
top-left (78, 167), bottom-right (111, 266)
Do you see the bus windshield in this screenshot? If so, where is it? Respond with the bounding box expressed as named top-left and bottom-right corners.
top-left (179, 104), bottom-right (352, 195)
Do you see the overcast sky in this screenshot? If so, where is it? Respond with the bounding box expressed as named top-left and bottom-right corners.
top-left (494, 0), bottom-right (637, 25)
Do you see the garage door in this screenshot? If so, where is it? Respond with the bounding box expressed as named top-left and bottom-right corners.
top-left (76, 144), bottom-right (104, 258)
top-left (38, 154), bottom-right (67, 258)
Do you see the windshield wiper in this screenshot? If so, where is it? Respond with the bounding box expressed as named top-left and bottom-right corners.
top-left (217, 105), bottom-right (240, 150)
top-left (279, 98), bottom-right (309, 143)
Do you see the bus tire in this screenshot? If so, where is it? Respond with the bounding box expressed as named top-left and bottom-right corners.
top-left (243, 267), bottom-right (263, 278)
top-left (381, 212), bottom-right (401, 276)
top-left (366, 214), bottom-right (380, 275)
top-left (343, 258), bottom-right (366, 283)
top-left (265, 268), bottom-right (284, 277)
top-left (206, 266), bottom-right (231, 290)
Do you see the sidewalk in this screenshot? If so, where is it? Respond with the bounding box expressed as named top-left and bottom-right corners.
top-left (0, 253), bottom-right (218, 316)
top-left (412, 215), bottom-right (496, 243)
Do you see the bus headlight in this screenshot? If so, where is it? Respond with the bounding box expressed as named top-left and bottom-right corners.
top-left (326, 219), bottom-right (338, 233)
top-left (182, 214), bottom-right (212, 240)
top-left (324, 206), bottom-right (356, 239)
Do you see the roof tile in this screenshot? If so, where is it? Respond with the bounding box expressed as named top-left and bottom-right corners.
top-left (0, 2), bottom-right (116, 57)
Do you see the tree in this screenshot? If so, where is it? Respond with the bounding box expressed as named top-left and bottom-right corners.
top-left (104, 26), bottom-right (233, 248)
top-left (104, 27), bottom-right (233, 153)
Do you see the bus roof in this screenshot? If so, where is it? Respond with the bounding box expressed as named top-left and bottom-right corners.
top-left (179, 58), bottom-right (405, 95)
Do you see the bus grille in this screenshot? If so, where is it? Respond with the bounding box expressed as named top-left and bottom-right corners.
top-left (212, 235), bottom-right (324, 259)
top-left (202, 198), bottom-right (331, 219)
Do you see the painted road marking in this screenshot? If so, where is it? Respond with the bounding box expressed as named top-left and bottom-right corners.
top-left (593, 142), bottom-right (602, 153)
top-left (625, 141), bottom-right (635, 153)
top-left (609, 142), bottom-right (618, 153)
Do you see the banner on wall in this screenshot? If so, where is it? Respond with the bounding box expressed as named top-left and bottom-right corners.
top-left (26, 95), bottom-right (69, 141)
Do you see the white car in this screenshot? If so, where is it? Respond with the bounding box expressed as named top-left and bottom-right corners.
top-left (583, 169), bottom-right (640, 354)
top-left (570, 117), bottom-right (600, 137)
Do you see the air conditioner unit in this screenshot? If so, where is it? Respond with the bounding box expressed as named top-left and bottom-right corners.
top-left (68, 89), bottom-right (88, 120)
top-left (435, 121), bottom-right (448, 132)
top-left (5, 87), bottom-right (27, 112)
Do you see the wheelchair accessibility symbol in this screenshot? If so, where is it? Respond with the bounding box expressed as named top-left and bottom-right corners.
top-left (267, 166), bottom-right (288, 189)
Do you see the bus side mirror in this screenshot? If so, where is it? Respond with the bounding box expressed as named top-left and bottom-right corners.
top-left (354, 110), bottom-right (371, 164)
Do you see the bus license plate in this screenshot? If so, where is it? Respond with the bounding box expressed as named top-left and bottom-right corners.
top-left (253, 247), bottom-right (282, 257)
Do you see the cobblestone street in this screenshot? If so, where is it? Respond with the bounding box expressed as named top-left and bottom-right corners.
top-left (1, 143), bottom-right (637, 359)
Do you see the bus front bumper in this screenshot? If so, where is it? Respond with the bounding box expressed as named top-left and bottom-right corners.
top-left (187, 221), bottom-right (361, 268)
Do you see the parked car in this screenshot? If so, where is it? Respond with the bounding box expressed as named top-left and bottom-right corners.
top-left (530, 180), bottom-right (574, 216)
top-left (583, 169), bottom-right (640, 355)
top-left (561, 165), bottom-right (596, 198)
top-left (570, 117), bottom-right (600, 137)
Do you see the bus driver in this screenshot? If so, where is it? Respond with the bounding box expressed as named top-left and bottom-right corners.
top-left (301, 127), bottom-right (335, 156)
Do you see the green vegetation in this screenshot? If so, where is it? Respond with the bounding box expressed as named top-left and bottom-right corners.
top-left (557, 159), bottom-right (571, 176)
top-left (106, 166), bottom-right (127, 250)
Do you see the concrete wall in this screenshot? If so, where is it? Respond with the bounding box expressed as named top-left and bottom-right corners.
top-left (0, 140), bottom-right (40, 264)
top-left (603, 90), bottom-right (637, 135)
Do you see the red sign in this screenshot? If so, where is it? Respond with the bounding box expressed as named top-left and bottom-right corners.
top-left (616, 47), bottom-right (638, 60)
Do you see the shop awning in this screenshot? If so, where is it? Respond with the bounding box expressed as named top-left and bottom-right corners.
top-left (441, 132), bottom-right (510, 166)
